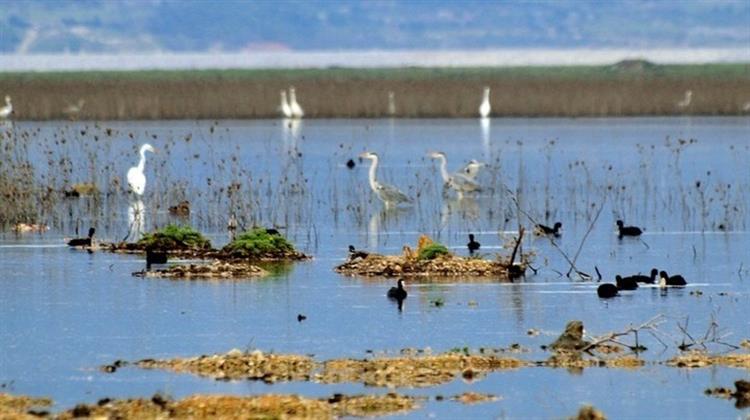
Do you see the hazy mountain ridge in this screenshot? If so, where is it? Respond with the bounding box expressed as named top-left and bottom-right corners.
top-left (1, 0), bottom-right (748, 53)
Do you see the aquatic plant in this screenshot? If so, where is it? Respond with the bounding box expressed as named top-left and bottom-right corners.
top-left (417, 243), bottom-right (450, 260)
top-left (137, 224), bottom-right (211, 250)
top-left (222, 228), bottom-right (296, 258)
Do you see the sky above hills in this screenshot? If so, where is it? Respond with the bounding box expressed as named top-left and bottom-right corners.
top-left (1, 0), bottom-right (749, 54)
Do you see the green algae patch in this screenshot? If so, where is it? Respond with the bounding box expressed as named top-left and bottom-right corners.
top-left (137, 224), bottom-right (212, 251)
top-left (417, 243), bottom-right (450, 261)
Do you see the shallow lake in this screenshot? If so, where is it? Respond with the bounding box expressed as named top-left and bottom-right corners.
top-left (1, 117), bottom-right (749, 418)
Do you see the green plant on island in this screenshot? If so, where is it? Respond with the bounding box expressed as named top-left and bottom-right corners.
top-left (222, 228), bottom-right (296, 258)
top-left (417, 243), bottom-right (450, 261)
top-left (137, 225), bottom-right (211, 250)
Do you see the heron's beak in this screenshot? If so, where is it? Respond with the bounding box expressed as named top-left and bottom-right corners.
top-left (358, 152), bottom-right (370, 159)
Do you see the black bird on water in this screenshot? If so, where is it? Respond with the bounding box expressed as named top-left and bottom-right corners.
top-left (659, 271), bottom-right (687, 287)
top-left (597, 283), bottom-right (619, 298)
top-left (535, 222), bottom-right (562, 237)
top-left (146, 249), bottom-right (168, 268)
top-left (615, 275), bottom-right (639, 290)
top-left (467, 234), bottom-right (481, 254)
top-left (346, 159), bottom-right (356, 169)
top-left (67, 227), bottom-right (95, 247)
top-left (297, 314), bottom-right (307, 322)
top-left (624, 268), bottom-right (658, 284)
top-left (348, 245), bottom-right (369, 260)
top-left (387, 279), bottom-right (407, 300)
top-left (616, 220), bottom-right (643, 238)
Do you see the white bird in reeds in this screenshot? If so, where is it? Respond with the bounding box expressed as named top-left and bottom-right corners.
top-left (279, 90), bottom-right (292, 118)
top-left (127, 143), bottom-right (156, 196)
top-left (478, 86), bottom-right (491, 118)
top-left (63, 99), bottom-right (85, 119)
top-left (387, 91), bottom-right (396, 116)
top-left (742, 101), bottom-right (750, 112)
top-left (289, 87), bottom-right (304, 119)
top-left (676, 90), bottom-right (692, 109)
top-left (0, 96), bottom-right (13, 119)
top-left (359, 151), bottom-right (412, 208)
top-left (429, 151), bottom-right (481, 198)
top-left (459, 159), bottom-right (485, 180)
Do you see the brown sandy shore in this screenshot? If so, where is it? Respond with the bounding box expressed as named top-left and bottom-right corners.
top-left (1, 63), bottom-right (749, 120)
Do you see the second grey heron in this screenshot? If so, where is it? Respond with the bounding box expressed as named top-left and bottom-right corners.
top-left (359, 151), bottom-right (412, 208)
top-left (459, 159), bottom-right (485, 180)
top-left (289, 87), bottom-right (304, 119)
top-left (429, 151), bottom-right (481, 197)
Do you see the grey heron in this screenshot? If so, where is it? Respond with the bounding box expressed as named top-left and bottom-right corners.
top-left (359, 151), bottom-right (412, 208)
top-left (459, 159), bottom-right (485, 180)
top-left (479, 86), bottom-right (491, 118)
top-left (428, 151), bottom-right (481, 197)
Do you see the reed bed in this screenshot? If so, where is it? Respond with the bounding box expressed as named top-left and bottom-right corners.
top-left (1, 64), bottom-right (750, 120)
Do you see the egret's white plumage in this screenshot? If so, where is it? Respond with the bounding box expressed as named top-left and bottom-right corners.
top-left (63, 99), bottom-right (85, 118)
top-left (479, 87), bottom-right (491, 118)
top-left (127, 143), bottom-right (156, 196)
top-left (289, 87), bottom-right (304, 119)
top-left (0, 96), bottom-right (13, 119)
top-left (387, 91), bottom-right (396, 116)
top-left (359, 151), bottom-right (412, 207)
top-left (279, 90), bottom-right (292, 118)
top-left (429, 151), bottom-right (481, 197)
top-left (677, 90), bottom-right (692, 109)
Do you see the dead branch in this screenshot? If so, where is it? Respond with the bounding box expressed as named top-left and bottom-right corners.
top-left (581, 314), bottom-right (666, 353)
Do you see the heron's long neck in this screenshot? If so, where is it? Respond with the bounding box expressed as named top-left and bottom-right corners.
top-left (483, 90), bottom-right (490, 101)
top-left (368, 157), bottom-right (379, 191)
top-left (138, 149), bottom-right (147, 172)
top-left (438, 156), bottom-right (450, 183)
top-left (290, 91), bottom-right (297, 103)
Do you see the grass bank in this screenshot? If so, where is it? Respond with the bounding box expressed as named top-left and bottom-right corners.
top-left (1, 63), bottom-right (749, 119)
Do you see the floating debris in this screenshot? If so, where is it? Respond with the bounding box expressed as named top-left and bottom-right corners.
top-left (569, 404), bottom-right (607, 420)
top-left (666, 352), bottom-right (750, 369)
top-left (55, 393), bottom-right (421, 419)
top-left (450, 392), bottom-right (500, 405)
top-left (0, 393), bottom-right (52, 419)
top-left (705, 379), bottom-right (750, 409)
top-left (133, 260), bottom-right (267, 279)
top-left (316, 353), bottom-right (527, 388)
top-left (62, 182), bottom-right (98, 197)
top-left (12, 223), bottom-right (49, 233)
top-left (168, 200), bottom-right (191, 217)
top-left (136, 349), bottom-right (315, 382)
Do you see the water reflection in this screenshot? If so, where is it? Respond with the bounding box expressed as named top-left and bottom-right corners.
top-left (479, 117), bottom-right (490, 156)
top-left (368, 207), bottom-right (412, 250)
top-left (440, 196), bottom-right (479, 226)
top-left (127, 199), bottom-right (146, 241)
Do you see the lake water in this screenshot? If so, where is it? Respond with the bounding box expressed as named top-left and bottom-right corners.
top-left (1, 117), bottom-right (749, 418)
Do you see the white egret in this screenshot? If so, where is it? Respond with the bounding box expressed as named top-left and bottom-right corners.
top-left (676, 90), bottom-right (692, 109)
top-left (279, 90), bottom-right (292, 118)
top-left (359, 151), bottom-right (412, 208)
top-left (63, 99), bottom-right (85, 119)
top-left (127, 143), bottom-right (156, 196)
top-left (478, 86), bottom-right (491, 118)
top-left (0, 96), bottom-right (13, 119)
top-left (429, 151), bottom-right (481, 197)
top-left (289, 87), bottom-right (304, 119)
top-left (387, 91), bottom-right (396, 116)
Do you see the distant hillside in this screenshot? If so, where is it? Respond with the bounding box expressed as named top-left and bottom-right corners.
top-left (1, 0), bottom-right (748, 53)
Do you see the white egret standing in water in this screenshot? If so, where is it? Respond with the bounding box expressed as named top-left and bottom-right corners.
top-left (279, 90), bottom-right (292, 118)
top-left (428, 151), bottom-right (481, 198)
top-left (478, 86), bottom-right (491, 118)
top-left (0, 96), bottom-right (13, 119)
top-left (289, 87), bottom-right (304, 119)
top-left (387, 91), bottom-right (396, 116)
top-left (127, 143), bottom-right (156, 196)
top-left (676, 90), bottom-right (692, 109)
top-left (359, 151), bottom-right (412, 208)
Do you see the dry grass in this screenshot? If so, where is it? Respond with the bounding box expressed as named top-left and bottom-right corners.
top-left (0, 393), bottom-right (52, 419)
top-left (2, 66), bottom-right (749, 119)
top-left (666, 351), bottom-right (750, 369)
